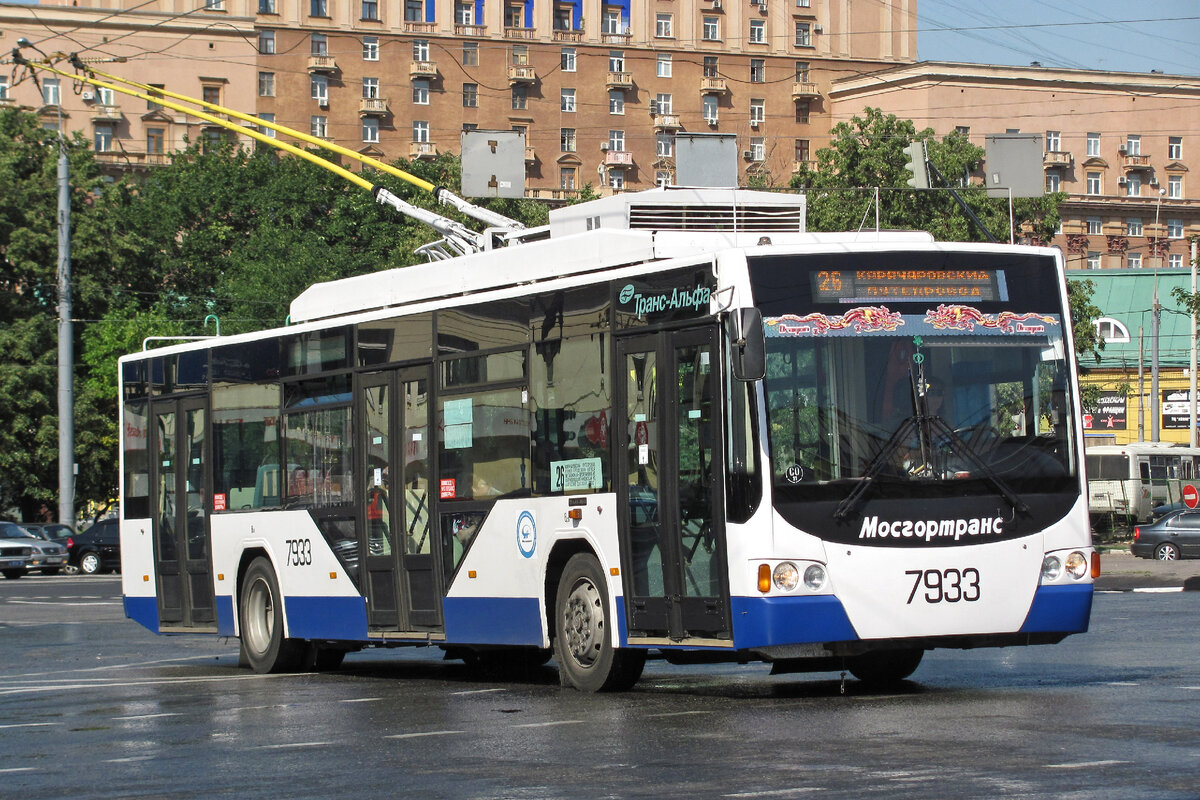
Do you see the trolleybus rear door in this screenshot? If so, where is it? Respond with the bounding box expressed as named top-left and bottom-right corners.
top-left (151, 396), bottom-right (215, 629)
top-left (616, 328), bottom-right (730, 641)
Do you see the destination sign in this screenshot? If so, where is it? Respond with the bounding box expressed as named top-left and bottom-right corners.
top-left (812, 269), bottom-right (1008, 303)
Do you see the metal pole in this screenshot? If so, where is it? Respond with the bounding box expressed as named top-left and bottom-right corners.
top-left (1191, 237), bottom-right (1198, 447)
top-left (56, 124), bottom-right (74, 528)
top-left (1138, 325), bottom-right (1145, 441)
top-left (1152, 287), bottom-right (1161, 443)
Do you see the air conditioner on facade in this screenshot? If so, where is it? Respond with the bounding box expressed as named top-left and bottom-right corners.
top-left (600, 143), bottom-right (610, 151)
top-left (1117, 176), bottom-right (1128, 185)
top-left (743, 150), bottom-right (753, 159)
top-left (81, 91), bottom-right (94, 101)
top-left (712, 0), bottom-right (722, 9)
top-left (649, 100), bottom-right (659, 115)
top-left (750, 119), bottom-right (760, 127)
top-left (814, 23), bottom-right (823, 33)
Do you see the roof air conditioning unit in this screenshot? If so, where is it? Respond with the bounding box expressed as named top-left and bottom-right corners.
top-left (81, 91), bottom-right (95, 101)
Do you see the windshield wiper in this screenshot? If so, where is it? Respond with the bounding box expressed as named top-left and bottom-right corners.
top-left (926, 415), bottom-right (1028, 514)
top-left (834, 417), bottom-right (920, 520)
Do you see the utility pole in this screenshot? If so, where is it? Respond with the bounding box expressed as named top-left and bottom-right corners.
top-left (1191, 237), bottom-right (1198, 447)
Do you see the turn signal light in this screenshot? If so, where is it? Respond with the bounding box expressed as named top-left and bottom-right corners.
top-left (757, 563), bottom-right (771, 593)
top-left (1091, 552), bottom-right (1101, 579)
top-left (567, 508), bottom-right (583, 521)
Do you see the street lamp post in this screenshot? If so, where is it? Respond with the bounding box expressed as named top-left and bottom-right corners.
top-left (1151, 188), bottom-right (1165, 442)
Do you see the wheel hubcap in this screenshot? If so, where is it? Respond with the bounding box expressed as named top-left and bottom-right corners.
top-left (563, 578), bottom-right (603, 669)
top-left (245, 577), bottom-right (275, 656)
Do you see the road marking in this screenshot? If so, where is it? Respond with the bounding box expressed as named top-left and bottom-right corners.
top-left (0, 768), bottom-right (36, 774)
top-left (385, 730), bottom-right (464, 739)
top-left (8, 599), bottom-right (123, 606)
top-left (0, 722), bottom-right (63, 729)
top-left (724, 789), bottom-right (820, 797)
top-left (511, 720), bottom-right (585, 728)
top-left (0, 673), bottom-right (290, 697)
top-left (1103, 681), bottom-right (1139, 687)
top-left (114, 712), bottom-right (184, 721)
top-left (1046, 760), bottom-right (1130, 769)
top-left (106, 756), bottom-right (155, 763)
top-left (251, 742), bottom-right (334, 750)
top-left (645, 710), bottom-right (713, 718)
top-left (451, 688), bottom-right (507, 696)
top-left (1132, 587), bottom-right (1183, 594)
top-left (339, 697), bottom-right (383, 703)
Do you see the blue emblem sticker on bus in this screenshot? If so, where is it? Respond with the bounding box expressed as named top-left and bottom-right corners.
top-left (516, 511), bottom-right (536, 559)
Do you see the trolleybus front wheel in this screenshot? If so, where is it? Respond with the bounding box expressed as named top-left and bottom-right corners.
top-left (554, 553), bottom-right (645, 692)
top-left (847, 648), bottom-right (924, 687)
top-left (239, 557), bottom-right (303, 673)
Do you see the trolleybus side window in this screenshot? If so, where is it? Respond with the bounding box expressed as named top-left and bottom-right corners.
top-left (356, 313), bottom-right (433, 367)
top-left (123, 361), bottom-right (152, 519)
top-left (211, 340), bottom-right (283, 511)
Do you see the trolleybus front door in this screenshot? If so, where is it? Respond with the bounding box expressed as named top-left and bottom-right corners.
top-left (616, 328), bottom-right (731, 641)
top-left (358, 368), bottom-right (442, 631)
top-left (150, 396), bottom-right (215, 629)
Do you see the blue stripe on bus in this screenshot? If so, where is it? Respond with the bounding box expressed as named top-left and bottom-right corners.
top-left (285, 596), bottom-right (369, 641)
top-left (217, 595), bottom-right (236, 636)
top-left (443, 596), bottom-right (543, 646)
top-left (124, 595), bottom-right (158, 632)
top-left (1019, 583), bottom-right (1093, 634)
top-left (730, 595), bottom-right (860, 649)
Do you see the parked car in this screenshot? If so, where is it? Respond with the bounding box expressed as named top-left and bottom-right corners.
top-left (1, 521), bottom-right (70, 575)
top-left (67, 518), bottom-right (121, 575)
top-left (0, 523), bottom-right (34, 579)
top-left (1132, 510), bottom-right (1200, 560)
top-left (22, 523), bottom-right (74, 547)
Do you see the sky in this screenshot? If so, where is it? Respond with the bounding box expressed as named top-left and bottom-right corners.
top-left (918, 0), bottom-right (1200, 76)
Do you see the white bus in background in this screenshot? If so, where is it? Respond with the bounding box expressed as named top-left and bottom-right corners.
top-left (117, 187), bottom-right (1095, 691)
top-left (1086, 443), bottom-right (1200, 522)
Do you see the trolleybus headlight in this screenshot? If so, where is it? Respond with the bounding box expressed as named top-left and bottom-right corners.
top-left (1065, 551), bottom-right (1088, 579)
top-left (1041, 555), bottom-right (1063, 582)
top-left (773, 562), bottom-right (800, 592)
top-left (803, 563), bottom-right (827, 592)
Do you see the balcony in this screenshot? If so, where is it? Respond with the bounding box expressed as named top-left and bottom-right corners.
top-left (306, 55), bottom-right (338, 73)
top-left (1122, 153), bottom-right (1153, 170)
top-left (94, 150), bottom-right (172, 169)
top-left (792, 159), bottom-right (816, 173)
top-left (525, 145), bottom-right (536, 163)
top-left (791, 81), bottom-right (820, 99)
top-left (504, 27), bottom-right (535, 39)
top-left (454, 23), bottom-right (486, 36)
top-left (508, 65), bottom-right (537, 83)
top-left (359, 97), bottom-right (389, 116)
top-left (604, 150), bottom-right (633, 167)
top-left (606, 71), bottom-right (633, 90)
top-left (410, 60), bottom-right (438, 79)
top-left (700, 77), bottom-right (728, 94)
top-left (552, 29), bottom-right (582, 42)
top-left (601, 31), bottom-right (631, 45)
top-left (410, 141), bottom-right (438, 160)
top-left (524, 187), bottom-right (581, 201)
top-left (91, 104), bottom-right (122, 121)
top-left (403, 21), bottom-right (436, 33)
top-left (1043, 150), bottom-right (1073, 168)
top-left (653, 113), bottom-right (682, 130)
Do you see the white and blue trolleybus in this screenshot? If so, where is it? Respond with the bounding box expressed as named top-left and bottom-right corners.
top-left (117, 187), bottom-right (1095, 690)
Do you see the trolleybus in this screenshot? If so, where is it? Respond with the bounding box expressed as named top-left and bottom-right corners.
top-left (118, 187), bottom-right (1095, 691)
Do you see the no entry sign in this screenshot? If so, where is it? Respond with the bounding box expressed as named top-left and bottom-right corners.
top-left (1184, 484), bottom-right (1199, 509)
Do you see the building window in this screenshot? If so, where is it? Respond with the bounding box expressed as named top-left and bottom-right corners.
top-left (206, 0), bottom-right (225, 12)
top-left (703, 95), bottom-right (718, 124)
top-left (413, 80), bottom-right (430, 105)
top-left (560, 128), bottom-right (576, 152)
top-left (554, 6), bottom-right (572, 30)
top-left (609, 51), bottom-right (625, 72)
top-left (610, 170), bottom-right (625, 190)
top-left (363, 77), bottom-right (379, 99)
top-left (655, 93), bottom-right (672, 114)
top-left (1046, 172), bottom-right (1060, 192)
top-left (363, 37), bottom-right (379, 60)
top-left (362, 117), bottom-right (379, 143)
top-left (1127, 174), bottom-right (1141, 196)
top-left (462, 83), bottom-right (477, 107)
top-left (259, 30), bottom-right (276, 53)
top-left (511, 45), bottom-right (529, 65)
top-left (311, 0), bottom-right (327, 16)
top-left (955, 125), bottom-right (970, 138)
top-left (1127, 252), bottom-right (1142, 269)
top-left (796, 0), bottom-right (810, 5)
top-left (560, 167), bottom-right (576, 190)
top-left (463, 42), bottom-right (478, 66)
top-left (413, 120), bottom-right (430, 143)
top-left (1127, 217), bottom-right (1143, 237)
top-left (511, 85), bottom-right (527, 110)
top-left (561, 48), bottom-right (576, 72)
top-left (703, 56), bottom-right (718, 78)
top-left (749, 99), bottom-right (765, 126)
top-left (656, 13), bottom-right (673, 38)
top-left (202, 85), bottom-right (220, 105)
top-left (796, 101), bottom-right (810, 124)
top-left (561, 88), bottom-right (576, 112)
top-left (656, 170), bottom-right (672, 188)
top-left (795, 22), bottom-right (811, 47)
top-left (258, 0), bottom-right (275, 12)
top-left (656, 132), bottom-right (673, 157)
top-left (1087, 217), bottom-right (1102, 235)
top-left (505, 3), bottom-right (523, 27)
top-left (93, 123), bottom-right (114, 153)
top-left (1046, 130), bottom-right (1060, 152)
top-left (1169, 136), bottom-right (1183, 160)
top-left (1170, 253), bottom-right (1185, 268)
top-left (609, 130), bottom-right (625, 151)
top-left (702, 17), bottom-right (719, 41)
top-left (311, 115), bottom-right (327, 138)
top-left (609, 91), bottom-right (624, 115)
top-left (602, 9), bottom-right (621, 34)
top-left (1125, 135), bottom-right (1141, 155)
top-left (311, 75), bottom-right (328, 103)
top-left (1168, 219), bottom-right (1184, 239)
top-left (1095, 318), bottom-right (1131, 343)
top-left (750, 59), bottom-right (765, 83)
top-left (1087, 132), bottom-right (1100, 157)
top-left (463, 123), bottom-right (478, 133)
top-left (257, 113), bottom-right (275, 138)
top-left (1169, 174), bottom-right (1183, 199)
top-left (258, 71), bottom-right (275, 97)
top-left (147, 127), bottom-right (165, 153)
top-left (1086, 252), bottom-right (1102, 269)
top-left (749, 19), bottom-right (765, 44)
top-left (749, 137), bottom-right (765, 161)
top-left (406, 0), bottom-right (423, 21)
top-left (413, 40), bottom-right (430, 61)
top-left (144, 84), bottom-right (164, 111)
top-left (794, 61), bottom-right (810, 82)
top-left (795, 138), bottom-right (810, 163)
top-left (362, 0), bottom-right (379, 20)
top-left (311, 33), bottom-right (327, 56)
top-left (657, 53), bottom-right (672, 78)
top-left (1086, 172), bottom-right (1101, 195)
top-left (455, 1), bottom-right (473, 24)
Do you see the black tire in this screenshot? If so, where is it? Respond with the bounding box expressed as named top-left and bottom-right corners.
top-left (553, 553), bottom-right (646, 692)
top-left (239, 557), bottom-right (303, 673)
top-left (847, 648), bottom-right (923, 687)
top-left (1155, 543), bottom-right (1180, 561)
top-left (1, 570), bottom-right (23, 580)
top-left (41, 568), bottom-right (62, 576)
top-left (305, 643), bottom-right (347, 671)
top-left (78, 551), bottom-right (101, 575)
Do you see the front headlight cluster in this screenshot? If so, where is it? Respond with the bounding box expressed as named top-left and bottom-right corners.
top-left (1041, 550), bottom-right (1091, 583)
top-left (757, 561), bottom-right (828, 594)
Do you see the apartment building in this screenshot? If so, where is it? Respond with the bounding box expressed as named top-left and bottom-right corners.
top-left (828, 62), bottom-right (1200, 270)
top-left (0, 1), bottom-right (259, 173)
top-left (3, 0), bottom-right (917, 193)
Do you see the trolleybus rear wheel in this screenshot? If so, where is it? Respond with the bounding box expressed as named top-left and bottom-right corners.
top-left (553, 553), bottom-right (645, 692)
top-left (239, 557), bottom-right (303, 673)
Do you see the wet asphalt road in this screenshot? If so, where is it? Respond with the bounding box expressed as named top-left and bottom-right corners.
top-left (1, 561), bottom-right (1198, 800)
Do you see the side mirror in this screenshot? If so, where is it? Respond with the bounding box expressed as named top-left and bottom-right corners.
top-left (731, 307), bottom-right (765, 381)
